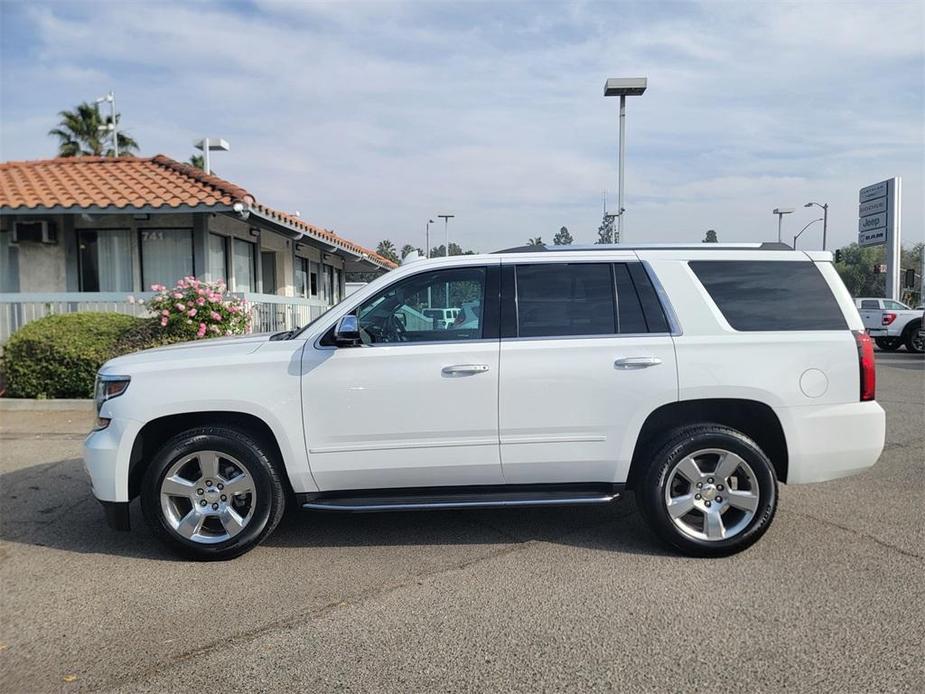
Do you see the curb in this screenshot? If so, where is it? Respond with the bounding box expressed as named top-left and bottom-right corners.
top-left (0, 398), bottom-right (95, 412)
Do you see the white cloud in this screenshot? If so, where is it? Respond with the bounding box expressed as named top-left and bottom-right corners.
top-left (1, 0), bottom-right (922, 251)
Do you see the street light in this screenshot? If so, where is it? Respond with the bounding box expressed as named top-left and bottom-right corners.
top-left (772, 208), bottom-right (794, 243)
top-left (793, 218), bottom-right (823, 250)
top-left (95, 91), bottom-right (118, 156)
top-left (604, 77), bottom-right (647, 242)
top-left (438, 214), bottom-right (454, 257)
top-left (804, 201), bottom-right (829, 250)
top-left (194, 138), bottom-right (231, 175)
top-left (425, 219), bottom-right (434, 258)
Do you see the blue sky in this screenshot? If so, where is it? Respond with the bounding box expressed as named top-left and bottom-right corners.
top-left (1, 0), bottom-right (923, 252)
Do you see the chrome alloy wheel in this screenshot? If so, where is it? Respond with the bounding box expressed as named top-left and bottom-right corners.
top-left (159, 450), bottom-right (256, 544)
top-left (664, 448), bottom-right (763, 542)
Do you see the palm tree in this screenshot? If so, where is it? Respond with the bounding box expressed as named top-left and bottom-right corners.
top-left (376, 240), bottom-right (399, 263)
top-left (189, 154), bottom-right (205, 170)
top-left (48, 102), bottom-right (139, 157)
top-left (526, 237), bottom-right (544, 248)
top-left (400, 244), bottom-right (417, 259)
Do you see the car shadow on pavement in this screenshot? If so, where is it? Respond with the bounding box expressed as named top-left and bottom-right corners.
top-left (0, 457), bottom-right (671, 560)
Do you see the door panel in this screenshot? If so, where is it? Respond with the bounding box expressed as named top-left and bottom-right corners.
top-left (499, 336), bottom-right (677, 483)
top-left (303, 342), bottom-right (502, 490)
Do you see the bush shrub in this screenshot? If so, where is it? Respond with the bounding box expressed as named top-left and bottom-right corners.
top-left (1, 313), bottom-right (141, 398)
top-left (145, 277), bottom-right (249, 339)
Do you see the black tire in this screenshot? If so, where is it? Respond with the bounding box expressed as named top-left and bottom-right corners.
top-left (875, 337), bottom-right (903, 352)
top-left (637, 425), bottom-right (778, 557)
top-left (903, 321), bottom-right (923, 353)
top-left (141, 426), bottom-right (285, 561)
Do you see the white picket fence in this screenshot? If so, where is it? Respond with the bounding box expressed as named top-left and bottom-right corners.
top-left (0, 292), bottom-right (330, 344)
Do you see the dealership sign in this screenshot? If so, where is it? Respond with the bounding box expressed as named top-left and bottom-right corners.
top-left (857, 177), bottom-right (902, 298)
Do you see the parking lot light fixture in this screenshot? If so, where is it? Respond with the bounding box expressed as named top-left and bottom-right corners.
top-left (793, 218), bottom-right (823, 249)
top-left (438, 214), bottom-right (454, 257)
top-left (804, 201), bottom-right (829, 250)
top-left (604, 77), bottom-right (647, 242)
top-left (772, 208), bottom-right (795, 243)
top-left (194, 137), bottom-right (231, 175)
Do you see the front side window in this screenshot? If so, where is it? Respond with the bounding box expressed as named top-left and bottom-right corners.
top-left (79, 229), bottom-right (133, 291)
top-left (140, 229), bottom-right (192, 289)
top-left (354, 267), bottom-right (486, 344)
top-left (690, 260), bottom-right (847, 331)
top-left (515, 263), bottom-right (616, 337)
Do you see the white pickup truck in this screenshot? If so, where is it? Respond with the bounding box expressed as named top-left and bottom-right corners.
top-left (856, 298), bottom-right (924, 353)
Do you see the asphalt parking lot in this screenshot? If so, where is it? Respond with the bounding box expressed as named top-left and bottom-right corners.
top-left (1, 352), bottom-right (923, 693)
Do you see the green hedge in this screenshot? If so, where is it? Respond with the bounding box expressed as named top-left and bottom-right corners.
top-left (1, 313), bottom-right (187, 399)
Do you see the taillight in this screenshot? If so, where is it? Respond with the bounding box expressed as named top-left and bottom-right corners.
top-left (882, 312), bottom-right (896, 326)
top-left (853, 330), bottom-right (876, 401)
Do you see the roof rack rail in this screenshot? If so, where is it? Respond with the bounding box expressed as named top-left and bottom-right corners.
top-left (493, 242), bottom-right (795, 254)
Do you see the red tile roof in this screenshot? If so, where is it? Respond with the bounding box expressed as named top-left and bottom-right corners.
top-left (0, 155), bottom-right (396, 269)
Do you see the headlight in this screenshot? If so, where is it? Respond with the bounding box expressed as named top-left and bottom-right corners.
top-left (95, 374), bottom-right (131, 414)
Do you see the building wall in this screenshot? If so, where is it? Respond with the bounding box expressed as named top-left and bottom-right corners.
top-left (1, 210), bottom-right (352, 301)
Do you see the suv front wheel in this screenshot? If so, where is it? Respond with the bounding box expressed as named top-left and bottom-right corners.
top-left (141, 426), bottom-right (286, 561)
top-left (637, 425), bottom-right (778, 557)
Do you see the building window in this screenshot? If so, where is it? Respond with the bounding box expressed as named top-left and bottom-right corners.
top-left (208, 233), bottom-right (228, 283)
top-left (295, 257), bottom-right (309, 298)
top-left (140, 229), bottom-right (193, 289)
top-left (78, 229), bottom-right (134, 292)
top-left (309, 261), bottom-right (319, 297)
top-left (261, 251), bottom-right (277, 294)
top-left (232, 238), bottom-right (256, 293)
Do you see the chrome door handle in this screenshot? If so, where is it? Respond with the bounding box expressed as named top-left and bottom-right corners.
top-left (442, 364), bottom-right (490, 375)
top-left (614, 356), bottom-right (662, 369)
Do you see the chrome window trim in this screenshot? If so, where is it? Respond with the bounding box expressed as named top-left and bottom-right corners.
top-left (500, 332), bottom-right (673, 344)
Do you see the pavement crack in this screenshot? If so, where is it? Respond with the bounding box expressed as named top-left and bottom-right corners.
top-left (96, 538), bottom-right (538, 692)
top-left (782, 508), bottom-right (924, 561)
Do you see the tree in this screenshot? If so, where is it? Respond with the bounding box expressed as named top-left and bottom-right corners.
top-left (429, 242), bottom-right (475, 257)
top-left (553, 226), bottom-right (573, 245)
top-left (189, 154), bottom-right (205, 170)
top-left (703, 229), bottom-right (718, 243)
top-left (400, 244), bottom-right (418, 260)
top-left (834, 241), bottom-right (923, 305)
top-left (376, 240), bottom-right (399, 264)
top-left (48, 102), bottom-right (139, 157)
top-left (526, 237), bottom-right (544, 248)
top-left (596, 213), bottom-right (616, 244)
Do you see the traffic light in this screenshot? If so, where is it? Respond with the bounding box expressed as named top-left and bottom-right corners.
top-left (904, 268), bottom-right (916, 288)
top-left (834, 249), bottom-right (843, 263)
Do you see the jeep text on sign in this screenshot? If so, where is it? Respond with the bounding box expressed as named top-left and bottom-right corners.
top-left (859, 212), bottom-right (887, 232)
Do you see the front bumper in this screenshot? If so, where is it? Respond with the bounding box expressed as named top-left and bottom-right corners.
top-left (777, 401), bottom-right (886, 484)
top-left (82, 417), bottom-right (142, 503)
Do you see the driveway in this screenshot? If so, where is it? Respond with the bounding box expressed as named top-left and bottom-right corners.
top-left (1, 352), bottom-right (923, 693)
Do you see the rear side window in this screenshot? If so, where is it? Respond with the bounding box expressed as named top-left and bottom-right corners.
top-left (516, 263), bottom-right (615, 337)
top-left (689, 260), bottom-right (847, 331)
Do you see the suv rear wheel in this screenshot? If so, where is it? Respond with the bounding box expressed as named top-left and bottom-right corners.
top-left (637, 425), bottom-right (778, 557)
top-left (141, 427), bottom-right (286, 561)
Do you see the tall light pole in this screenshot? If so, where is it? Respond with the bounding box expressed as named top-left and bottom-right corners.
top-left (804, 201), bottom-right (829, 250)
top-left (194, 137), bottom-right (231, 175)
top-left (772, 208), bottom-right (794, 243)
top-left (95, 91), bottom-right (118, 156)
top-left (425, 219), bottom-right (434, 258)
top-left (793, 218), bottom-right (823, 249)
top-left (604, 77), bottom-right (647, 242)
top-left (438, 214), bottom-right (454, 256)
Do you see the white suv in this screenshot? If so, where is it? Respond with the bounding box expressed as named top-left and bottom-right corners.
top-left (84, 244), bottom-right (885, 560)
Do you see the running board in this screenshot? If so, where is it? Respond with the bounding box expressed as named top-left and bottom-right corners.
top-left (299, 484), bottom-right (623, 513)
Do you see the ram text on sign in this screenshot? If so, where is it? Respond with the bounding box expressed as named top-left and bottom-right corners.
top-left (859, 229), bottom-right (887, 247)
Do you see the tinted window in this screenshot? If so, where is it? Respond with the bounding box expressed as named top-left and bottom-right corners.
top-left (356, 267), bottom-right (485, 344)
top-left (613, 263), bottom-right (648, 333)
top-left (627, 263), bottom-right (670, 333)
top-left (516, 264), bottom-right (615, 337)
top-left (690, 260), bottom-right (847, 331)
top-left (860, 299), bottom-right (879, 309)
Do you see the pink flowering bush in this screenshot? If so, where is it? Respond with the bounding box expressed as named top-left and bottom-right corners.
top-left (143, 277), bottom-right (249, 340)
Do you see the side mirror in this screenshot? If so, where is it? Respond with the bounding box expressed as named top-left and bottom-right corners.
top-left (334, 314), bottom-right (361, 347)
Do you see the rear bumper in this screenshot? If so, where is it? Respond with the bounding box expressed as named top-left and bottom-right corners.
top-left (776, 401), bottom-right (885, 484)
